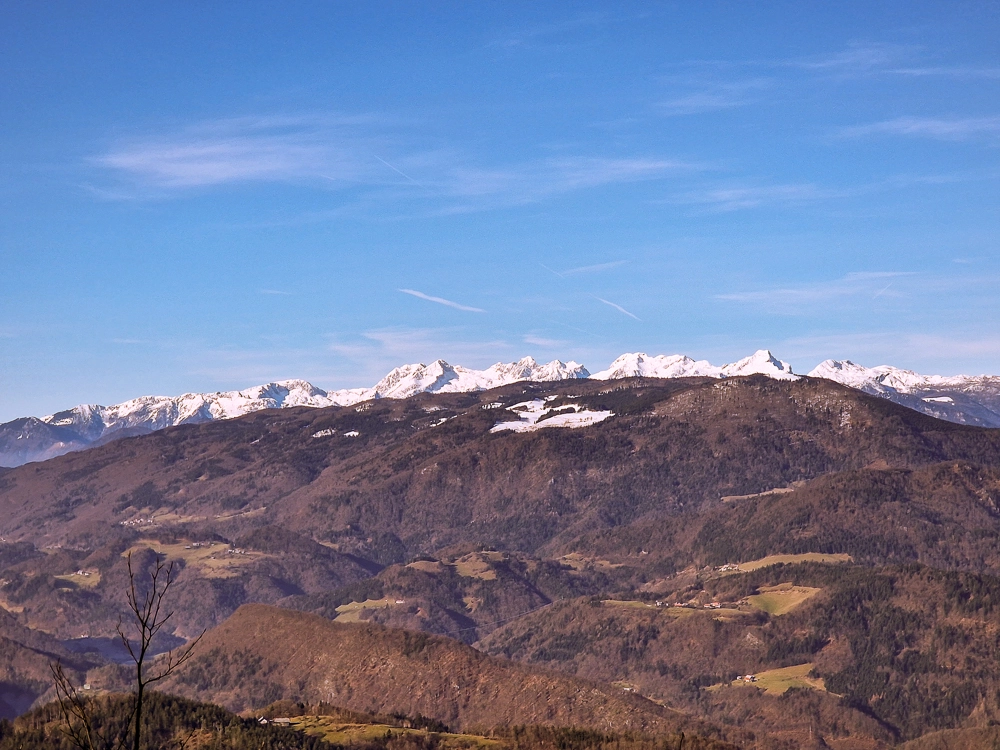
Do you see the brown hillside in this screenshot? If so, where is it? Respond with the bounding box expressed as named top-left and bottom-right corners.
top-left (284, 549), bottom-right (624, 644)
top-left (3, 376), bottom-right (1000, 559)
top-left (161, 603), bottom-right (711, 738)
top-left (570, 460), bottom-right (1000, 575)
top-left (897, 726), bottom-right (1000, 749)
top-left (3, 376), bottom-right (1000, 640)
top-left (482, 563), bottom-right (1000, 744)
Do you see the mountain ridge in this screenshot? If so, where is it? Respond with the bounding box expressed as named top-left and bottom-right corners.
top-left (4, 349), bottom-right (1000, 467)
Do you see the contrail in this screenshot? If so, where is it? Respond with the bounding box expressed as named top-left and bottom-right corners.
top-left (539, 263), bottom-right (565, 278)
top-left (594, 296), bottom-right (640, 321)
top-left (873, 282), bottom-right (893, 299)
top-left (373, 154), bottom-right (425, 188)
top-left (563, 260), bottom-right (627, 275)
top-left (399, 288), bottom-right (485, 313)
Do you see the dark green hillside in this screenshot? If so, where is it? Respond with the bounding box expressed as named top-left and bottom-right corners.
top-left (0, 693), bottom-right (737, 750)
top-left (0, 692), bottom-right (336, 749)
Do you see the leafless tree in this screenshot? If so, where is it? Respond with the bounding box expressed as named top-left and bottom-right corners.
top-left (51, 551), bottom-right (204, 750)
top-left (51, 662), bottom-right (131, 750)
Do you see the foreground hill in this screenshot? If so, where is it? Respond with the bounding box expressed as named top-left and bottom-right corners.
top-left (1, 692), bottom-right (736, 750)
top-left (0, 692), bottom-right (337, 749)
top-left (159, 603), bottom-right (722, 741)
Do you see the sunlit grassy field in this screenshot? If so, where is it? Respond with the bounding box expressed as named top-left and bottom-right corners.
top-left (738, 553), bottom-right (852, 572)
top-left (748, 584), bottom-right (821, 615)
top-left (124, 540), bottom-right (269, 578)
top-left (290, 716), bottom-right (500, 748)
top-left (713, 663), bottom-right (826, 695)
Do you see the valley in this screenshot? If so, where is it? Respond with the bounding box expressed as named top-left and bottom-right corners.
top-left (1, 373), bottom-right (1000, 748)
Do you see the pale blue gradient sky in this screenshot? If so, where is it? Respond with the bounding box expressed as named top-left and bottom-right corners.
top-left (2, 2), bottom-right (999, 420)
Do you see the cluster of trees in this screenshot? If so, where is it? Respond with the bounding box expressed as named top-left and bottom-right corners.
top-left (0, 692), bottom-right (332, 750)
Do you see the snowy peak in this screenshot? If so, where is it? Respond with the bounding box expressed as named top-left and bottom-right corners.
top-left (485, 356), bottom-right (589, 383)
top-left (721, 350), bottom-right (797, 381)
top-left (8, 357), bottom-right (594, 467)
top-left (369, 357), bottom-right (589, 400)
top-left (592, 353), bottom-right (721, 380)
top-left (371, 360), bottom-right (459, 400)
top-left (807, 359), bottom-right (1000, 429)
top-left (807, 360), bottom-right (999, 394)
top-left (592, 349), bottom-right (797, 381)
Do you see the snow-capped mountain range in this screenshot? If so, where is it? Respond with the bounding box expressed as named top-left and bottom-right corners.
top-left (2, 350), bottom-right (999, 467)
top-left (808, 359), bottom-right (1000, 429)
top-left (592, 350), bottom-right (797, 381)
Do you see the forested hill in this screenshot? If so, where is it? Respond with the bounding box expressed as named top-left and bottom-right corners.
top-left (2, 375), bottom-right (998, 558)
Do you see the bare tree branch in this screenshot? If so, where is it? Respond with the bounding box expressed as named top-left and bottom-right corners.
top-left (50, 549), bottom-right (203, 750)
top-left (50, 661), bottom-right (133, 750)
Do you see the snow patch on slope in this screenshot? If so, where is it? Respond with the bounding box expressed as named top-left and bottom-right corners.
top-left (489, 400), bottom-right (614, 433)
top-left (19, 346), bottom-right (1000, 468)
top-left (24, 358), bottom-right (590, 463)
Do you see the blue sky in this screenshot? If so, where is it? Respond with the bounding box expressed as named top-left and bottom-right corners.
top-left (2, 2), bottom-right (999, 421)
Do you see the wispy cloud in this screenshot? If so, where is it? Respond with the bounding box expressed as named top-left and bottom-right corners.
top-left (594, 296), bottom-right (640, 320)
top-left (663, 169), bottom-right (1000, 213)
top-left (487, 12), bottom-right (610, 51)
top-left (523, 334), bottom-right (567, 347)
top-left (440, 157), bottom-right (701, 206)
top-left (562, 260), bottom-right (627, 276)
top-left (111, 338), bottom-right (145, 345)
top-left (792, 42), bottom-right (912, 74)
top-left (654, 42), bottom-right (995, 120)
top-left (837, 115), bottom-right (1000, 142)
top-left (657, 78), bottom-right (771, 116)
top-left (371, 154), bottom-right (426, 188)
top-left (399, 289), bottom-right (485, 313)
top-left (718, 271), bottom-right (916, 306)
top-left (669, 182), bottom-right (852, 212)
top-left (260, 289), bottom-right (292, 295)
top-left (91, 114), bottom-right (700, 212)
top-left (888, 66), bottom-right (1000, 79)
top-left (94, 114), bottom-right (383, 190)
